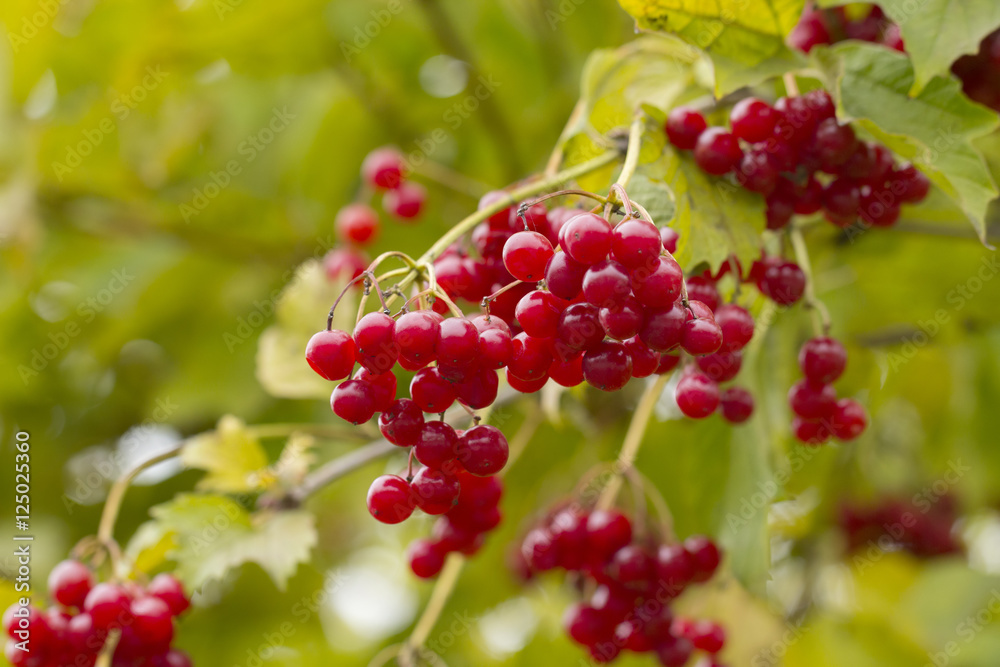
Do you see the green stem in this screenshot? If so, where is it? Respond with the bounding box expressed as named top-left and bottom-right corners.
top-left (615, 110), bottom-right (646, 190)
top-left (789, 224), bottom-right (831, 336)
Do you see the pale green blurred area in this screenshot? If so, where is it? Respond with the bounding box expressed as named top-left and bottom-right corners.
top-left (2, 0), bottom-right (1000, 666)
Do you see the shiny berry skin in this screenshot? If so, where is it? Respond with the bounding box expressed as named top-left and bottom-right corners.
top-left (822, 178), bottom-right (860, 220)
top-left (788, 379), bottom-right (837, 420)
top-left (656, 352), bottom-right (682, 374)
top-left (599, 295), bottom-right (644, 340)
top-left (436, 318), bottom-right (480, 368)
top-left (331, 380), bottom-right (377, 424)
top-left (549, 353), bottom-right (585, 387)
top-left (478, 326), bottom-right (514, 369)
top-left (859, 186), bottom-right (901, 227)
top-left (561, 213), bottom-right (613, 265)
top-left (813, 118), bottom-right (858, 169)
top-left (522, 527), bottom-right (560, 571)
top-left (361, 146), bottom-right (404, 189)
top-left (793, 417), bottom-right (832, 445)
top-left (47, 560), bottom-right (93, 609)
top-left (3, 604), bottom-right (49, 644)
top-left (681, 317), bottom-right (724, 356)
top-left (353, 312), bottom-right (398, 374)
top-left (730, 97), bottom-right (780, 142)
top-left (146, 573), bottom-right (189, 616)
top-left (503, 231), bottom-right (553, 282)
top-left (794, 176), bottom-right (824, 214)
top-left (354, 367), bottom-right (396, 412)
top-left (455, 366), bottom-right (499, 410)
top-left (305, 330), bottom-right (356, 381)
top-left (379, 398), bottom-right (425, 446)
top-left (478, 190), bottom-right (514, 228)
top-left (639, 303), bottom-right (686, 352)
top-left (693, 127), bottom-right (743, 175)
top-left (893, 164), bottom-right (930, 203)
top-left (84, 582), bottom-right (131, 630)
top-left (414, 421), bottom-right (460, 469)
top-left (564, 603), bottom-right (611, 646)
top-left (625, 336), bottom-right (659, 378)
top-left (685, 535), bottom-right (721, 581)
top-left (410, 367), bottom-right (456, 413)
top-left (631, 256), bottom-right (683, 308)
top-left (457, 424), bottom-right (509, 476)
top-left (715, 304), bottom-right (754, 351)
top-left (738, 149), bottom-right (780, 195)
top-left (585, 510), bottom-right (633, 562)
top-left (766, 188), bottom-right (796, 229)
top-left (367, 475), bottom-right (415, 524)
top-left (556, 302), bottom-right (605, 353)
top-left (335, 203), bottom-right (379, 245)
top-left (516, 290), bottom-right (564, 339)
top-left (508, 333), bottom-right (553, 381)
top-left (132, 596), bottom-right (174, 649)
top-left (657, 636), bottom-right (694, 667)
top-left (696, 349), bottom-right (742, 382)
top-left (383, 182), bottom-right (426, 220)
top-left (583, 259), bottom-right (631, 311)
top-left (395, 310), bottom-right (440, 367)
top-left (411, 467), bottom-right (461, 514)
top-left (665, 107), bottom-right (708, 149)
top-left (408, 539), bottom-right (447, 579)
top-left (758, 261), bottom-right (806, 305)
top-left (799, 336), bottom-right (847, 383)
top-left (720, 386), bottom-right (755, 423)
top-left (688, 620), bottom-right (726, 653)
top-left (611, 218), bottom-right (662, 268)
top-left (676, 372), bottom-right (720, 418)
top-left (831, 398), bottom-right (867, 440)
top-left (660, 226), bottom-right (679, 254)
top-left (582, 340), bottom-right (633, 391)
top-left (544, 252), bottom-right (587, 300)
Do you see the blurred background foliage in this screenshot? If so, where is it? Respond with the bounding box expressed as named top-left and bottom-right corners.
top-left (2, 0), bottom-right (1000, 666)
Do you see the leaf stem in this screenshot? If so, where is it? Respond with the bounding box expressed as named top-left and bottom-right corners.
top-left (614, 109), bottom-right (646, 190)
top-left (789, 225), bottom-right (831, 336)
top-left (96, 447), bottom-right (185, 545)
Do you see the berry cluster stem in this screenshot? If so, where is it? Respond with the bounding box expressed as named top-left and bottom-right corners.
top-left (789, 225), bottom-right (832, 336)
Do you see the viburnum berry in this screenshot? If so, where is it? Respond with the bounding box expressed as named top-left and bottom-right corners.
top-left (737, 149), bottom-right (780, 196)
top-left (585, 510), bottom-right (633, 562)
top-left (599, 295), bottom-right (644, 341)
top-left (665, 107), bottom-right (708, 149)
top-left (676, 372), bottom-right (720, 418)
top-left (625, 336), bottom-right (659, 378)
top-left (684, 535), bottom-right (721, 581)
top-left (354, 312), bottom-right (399, 374)
top-left (411, 467), bottom-right (461, 514)
top-left (693, 127), bottom-right (743, 175)
top-left (367, 475), bottom-right (415, 524)
top-left (611, 218), bottom-right (662, 268)
top-left (457, 424), bottom-right (509, 476)
top-left (719, 386), bottom-right (755, 423)
top-left (714, 304), bottom-right (754, 351)
top-left (47, 560), bottom-right (93, 609)
top-left (383, 182), bottom-right (426, 220)
top-left (379, 399), bottom-right (425, 446)
top-left (354, 367), bottom-right (396, 412)
top-left (146, 574), bottom-right (190, 617)
top-left (306, 330), bottom-right (356, 381)
top-left (680, 316), bottom-right (723, 356)
top-left (331, 379), bottom-right (377, 424)
top-left (508, 333), bottom-right (554, 381)
top-left (799, 336), bottom-right (847, 383)
top-left (84, 582), bottom-right (130, 630)
top-left (436, 317), bottom-right (480, 368)
top-left (131, 596), bottom-right (174, 649)
top-left (395, 310), bottom-right (440, 367)
top-left (516, 290), bottom-right (564, 339)
top-left (582, 340), bottom-right (633, 391)
top-left (503, 231), bottom-right (553, 282)
top-left (583, 259), bottom-right (631, 310)
top-left (544, 251), bottom-right (587, 300)
top-left (657, 636), bottom-right (694, 667)
top-left (639, 303), bottom-right (686, 352)
top-left (696, 349), bottom-right (741, 382)
top-left (506, 368), bottom-right (549, 393)
top-left (410, 367), bottom-right (456, 413)
top-left (831, 398), bottom-right (867, 440)
top-left (758, 260), bottom-right (806, 305)
top-left (408, 539), bottom-right (447, 579)
top-left (788, 379), bottom-right (837, 420)
top-left (893, 164), bottom-right (930, 203)
top-left (455, 366), bottom-right (499, 410)
top-left (361, 146), bottom-right (404, 189)
top-left (324, 247), bottom-right (368, 283)
top-left (793, 416), bottom-right (832, 445)
top-left (477, 322), bottom-right (514, 369)
top-left (336, 203), bottom-right (379, 245)
top-left (660, 226), bottom-right (679, 254)
top-left (561, 213), bottom-right (613, 264)
top-left (631, 256), bottom-right (683, 309)
top-left (812, 118), bottom-right (858, 169)
top-left (414, 420), bottom-right (460, 469)
top-left (730, 97), bottom-right (781, 142)
top-left (556, 302), bottom-right (604, 353)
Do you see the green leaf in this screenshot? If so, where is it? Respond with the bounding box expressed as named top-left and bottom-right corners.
top-left (643, 147), bottom-right (766, 273)
top-left (616, 0), bottom-right (807, 95)
top-left (129, 494), bottom-right (316, 591)
top-left (817, 43), bottom-right (1000, 242)
top-left (181, 415), bottom-right (270, 493)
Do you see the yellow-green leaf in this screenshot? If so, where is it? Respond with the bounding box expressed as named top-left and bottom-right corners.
top-left (181, 415), bottom-right (269, 493)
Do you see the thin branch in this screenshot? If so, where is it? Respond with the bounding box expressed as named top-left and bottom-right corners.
top-left (789, 224), bottom-right (832, 336)
top-left (285, 439), bottom-right (398, 505)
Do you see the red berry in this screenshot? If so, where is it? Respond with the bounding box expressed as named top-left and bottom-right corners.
top-left (625, 336), bottom-right (660, 378)
top-left (611, 218), bottom-right (662, 268)
top-left (516, 290), bottom-right (564, 339)
top-left (508, 333), bottom-right (553, 381)
top-left (408, 539), bottom-right (447, 579)
top-left (478, 326), bottom-right (514, 369)
top-left (506, 368), bottom-right (548, 393)
top-left (478, 190), bottom-right (514, 229)
top-left (436, 318), bottom-right (480, 368)
top-left (455, 366), bottom-right (500, 410)
top-left (788, 379), bottom-right (836, 420)
top-left (361, 146), bottom-right (404, 189)
top-left (582, 340), bottom-right (633, 391)
top-left (680, 317), bottom-right (724, 356)
top-left (411, 467), bottom-right (461, 514)
top-left (330, 380), bottom-right (376, 424)
top-left (715, 303), bottom-right (754, 351)
top-left (676, 372), bottom-right (720, 418)
top-left (84, 582), bottom-right (131, 630)
top-left (660, 226), bottom-right (679, 254)
top-left (793, 416), bottom-right (832, 445)
top-left (146, 573), bottom-right (189, 616)
top-left (639, 303), bottom-right (686, 352)
top-left (555, 302), bottom-right (605, 354)
top-left (631, 256), bottom-right (683, 309)
top-left (367, 475), bottom-right (415, 524)
top-left (799, 336), bottom-right (847, 383)
top-left (410, 367), bottom-right (456, 413)
top-left (610, 544), bottom-right (654, 584)
top-left (599, 295), bottom-right (645, 341)
top-left (696, 349), bottom-right (742, 382)
top-left (812, 118), bottom-right (858, 169)
top-left (583, 259), bottom-right (631, 311)
top-left (657, 635), bottom-right (694, 667)
top-left (503, 231), bottom-right (553, 282)
top-left (688, 620), bottom-right (726, 653)
top-left (354, 367), bottom-right (396, 412)
top-left (758, 261), bottom-right (806, 305)
top-left (730, 97), bottom-right (781, 143)
top-left (414, 421), bottom-right (460, 469)
top-left (665, 107), bottom-right (708, 149)
top-left (47, 560), bottom-right (93, 609)
top-left (656, 352), bottom-right (682, 374)
top-left (893, 164), bottom-right (930, 203)
top-left (457, 425), bottom-right (509, 476)
top-left (738, 149), bottom-right (780, 195)
top-left (564, 604), bottom-right (612, 646)
top-left (561, 213), bottom-right (613, 265)
top-left (685, 535), bottom-right (721, 581)
top-left (335, 203), bottom-right (379, 245)
top-left (131, 596), bottom-right (174, 649)
top-left (831, 398), bottom-right (867, 440)
top-left (323, 247), bottom-right (368, 283)
top-left (383, 182), bottom-right (426, 220)
top-left (353, 312), bottom-right (398, 374)
top-left (549, 353), bottom-right (585, 387)
top-left (693, 127), bottom-right (743, 175)
top-left (395, 310), bottom-right (440, 367)
top-left (720, 386), bottom-right (755, 423)
top-left (585, 510), bottom-right (633, 563)
top-left (306, 329), bottom-right (356, 381)
top-left (544, 252), bottom-right (587, 300)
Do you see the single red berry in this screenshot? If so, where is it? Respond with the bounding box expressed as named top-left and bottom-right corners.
top-left (624, 336), bottom-right (659, 378)
top-left (657, 635), bottom-right (694, 667)
top-left (455, 366), bottom-right (500, 410)
top-left (564, 604), bottom-right (612, 646)
top-left (436, 317), bottom-right (480, 368)
top-left (84, 582), bottom-right (131, 630)
top-left (395, 310), bottom-right (440, 367)
top-left (515, 290), bottom-right (565, 339)
top-left (730, 97), bottom-right (781, 142)
top-left (411, 467), bottom-right (461, 514)
top-left (812, 118), bottom-right (858, 169)
top-left (688, 620), bottom-right (726, 653)
top-left (715, 304), bottom-right (754, 351)
top-left (367, 475), bottom-right (415, 524)
top-left (331, 379), bottom-right (377, 424)
top-left (676, 372), bottom-right (720, 418)
top-left (361, 146), bottom-right (404, 189)
top-left (503, 231), bottom-right (553, 282)
top-left (353, 312), bottom-right (399, 374)
top-left (47, 560), bottom-right (93, 609)
top-left (306, 329), bottom-right (356, 381)
top-left (478, 326), bottom-right (514, 369)
top-left (582, 340), bottom-right (633, 391)
top-left (681, 317), bottom-right (724, 356)
top-left (720, 386), bottom-right (755, 423)
top-left (799, 336), bottom-right (847, 383)
top-left (758, 261), bottom-right (806, 305)
top-left (410, 367), bottom-right (456, 413)
top-left (788, 379), bottom-right (837, 420)
top-left (611, 218), bottom-right (662, 268)
top-left (335, 203), bottom-right (379, 245)
top-left (737, 149), bottom-right (780, 195)
top-left (478, 190), bottom-right (514, 229)
top-left (631, 256), bottom-right (683, 309)
top-left (693, 127), bottom-right (743, 175)
top-left (685, 535), bottom-right (721, 581)
top-left (555, 302), bottom-right (605, 354)
top-left (696, 349), bottom-right (742, 382)
top-left (549, 353), bottom-right (585, 387)
top-left (892, 164), bottom-right (930, 203)
top-left (583, 259), bottom-right (631, 311)
top-left (146, 573), bottom-right (189, 616)
top-left (506, 368), bottom-right (548, 392)
top-left (408, 539), bottom-right (447, 579)
top-left (508, 333), bottom-right (554, 381)
top-left (766, 187), bottom-right (797, 230)
top-left (561, 213), bottom-right (613, 265)
top-left (656, 352), bottom-right (682, 374)
top-left (131, 596), bottom-right (174, 649)
top-left (354, 367), bottom-right (397, 412)
top-left (859, 185), bottom-right (901, 227)
top-left (544, 252), bottom-right (587, 300)
top-left (665, 107), bottom-right (708, 149)
top-left (793, 416), bottom-right (832, 445)
top-left (585, 510), bottom-right (633, 563)
top-left (660, 226), bottom-right (679, 254)
top-left (323, 247), bottom-right (368, 283)
top-left (831, 398), bottom-right (867, 440)
top-left (599, 295), bottom-right (645, 341)
top-left (457, 425), bottom-right (509, 476)
top-left (414, 421), bottom-right (460, 469)
top-left (639, 303), bottom-right (686, 352)
top-left (383, 182), bottom-right (426, 220)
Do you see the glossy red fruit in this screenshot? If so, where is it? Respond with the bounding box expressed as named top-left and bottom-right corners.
top-left (132, 596), bottom-right (174, 649)
top-left (813, 118), bottom-right (858, 169)
top-left (367, 475), bottom-right (415, 524)
top-left (681, 317), bottom-right (724, 356)
top-left (544, 252), bottom-right (587, 300)
top-left (410, 367), bottom-right (456, 413)
top-left (84, 582), bottom-right (131, 630)
top-left (506, 368), bottom-right (548, 392)
top-left (516, 290), bottom-right (564, 339)
top-left (599, 295), bottom-right (644, 341)
top-left (665, 107), bottom-right (708, 149)
top-left (555, 302), bottom-right (605, 354)
top-left (625, 336), bottom-right (659, 378)
top-left (720, 386), bottom-right (755, 423)
top-left (478, 190), bottom-right (514, 229)
top-left (354, 367), bottom-right (396, 412)
top-left (457, 425), bottom-right (509, 476)
top-left (586, 510), bottom-right (633, 563)
top-left (639, 303), bottom-right (686, 352)
top-left (657, 636), bottom-right (694, 666)
top-left (146, 573), bottom-right (189, 616)
top-left (582, 340), bottom-right (633, 391)
top-left (859, 185), bottom-right (901, 227)
top-left (395, 311), bottom-right (440, 367)
top-left (383, 182), bottom-right (426, 220)
top-left (564, 604), bottom-right (612, 646)
top-left (676, 372), bottom-right (720, 418)
top-left (893, 164), bottom-right (930, 203)
top-left (656, 352), bottom-right (682, 374)
top-left (758, 261), bottom-right (806, 305)
top-left (361, 146), bottom-right (404, 189)
top-left (631, 256), bottom-right (683, 309)
top-left (715, 304), bottom-right (754, 351)
top-left (478, 326), bottom-right (514, 369)
top-left (685, 535), bottom-right (721, 581)
top-left (799, 336), bottom-right (847, 383)
top-left (508, 333), bottom-right (553, 381)
top-left (336, 203), bottom-right (379, 245)
top-left (354, 312), bottom-right (398, 374)
top-left (611, 218), bottom-right (662, 268)
top-left (583, 259), bottom-right (631, 310)
top-left (324, 247), bottom-right (368, 283)
top-left (414, 421), bottom-right (460, 469)
top-left (738, 149), bottom-right (780, 195)
top-left (660, 226), bottom-right (679, 254)
top-left (306, 330), bottom-right (356, 381)
top-left (455, 366), bottom-right (499, 410)
top-left (793, 417), bottom-right (832, 445)
top-left (436, 318), bottom-right (480, 368)
top-left (693, 127), bottom-right (743, 175)
top-left (788, 379), bottom-right (837, 419)
top-left (696, 349), bottom-right (742, 382)
top-left (766, 187), bottom-right (797, 230)
top-left (408, 539), bottom-right (447, 579)
top-left (379, 398), bottom-right (425, 446)
top-left (549, 353), bottom-right (585, 387)
top-left (48, 560), bottom-right (93, 609)
top-left (730, 97), bottom-right (781, 142)
top-left (503, 231), bottom-right (554, 282)
top-left (411, 467), bottom-right (461, 514)
top-left (831, 398), bottom-right (867, 440)
top-left (561, 213), bottom-right (613, 265)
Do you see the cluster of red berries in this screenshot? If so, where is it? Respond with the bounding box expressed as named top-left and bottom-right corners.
top-left (788, 3), bottom-right (903, 54)
top-left (3, 561), bottom-right (191, 667)
top-left (788, 336), bottom-right (867, 445)
top-left (515, 506), bottom-right (726, 665)
top-left (665, 90), bottom-right (930, 231)
top-left (953, 29), bottom-right (1000, 112)
top-left (405, 471), bottom-right (504, 579)
top-left (837, 495), bottom-right (963, 558)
